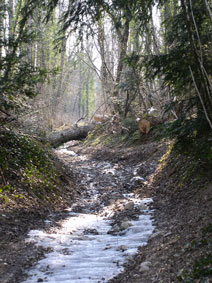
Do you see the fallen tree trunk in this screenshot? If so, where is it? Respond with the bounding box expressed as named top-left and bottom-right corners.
top-left (47, 124), bottom-right (95, 147)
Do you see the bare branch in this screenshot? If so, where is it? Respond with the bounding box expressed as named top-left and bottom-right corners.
top-left (189, 0), bottom-right (203, 63)
top-left (204, 0), bottom-right (212, 23)
top-left (0, 108), bottom-right (11, 116)
top-left (189, 66), bottom-right (212, 130)
top-left (89, 102), bottom-right (107, 122)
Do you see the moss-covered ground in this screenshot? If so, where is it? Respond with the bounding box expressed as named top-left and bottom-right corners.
top-left (0, 127), bottom-right (74, 210)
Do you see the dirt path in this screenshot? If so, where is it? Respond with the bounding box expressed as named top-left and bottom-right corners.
top-left (1, 138), bottom-right (211, 283)
top-left (0, 138), bottom-right (166, 283)
top-left (20, 140), bottom-right (164, 282)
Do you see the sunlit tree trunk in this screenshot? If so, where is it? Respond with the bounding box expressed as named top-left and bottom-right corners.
top-left (0, 0), bottom-right (5, 61)
top-left (78, 59), bottom-right (83, 118)
top-left (115, 19), bottom-right (130, 85)
top-left (98, 19), bottom-right (107, 104)
top-left (8, 0), bottom-right (14, 36)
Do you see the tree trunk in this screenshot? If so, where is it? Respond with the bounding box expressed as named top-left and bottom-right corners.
top-left (78, 59), bottom-right (83, 119)
top-left (47, 124), bottom-right (95, 147)
top-left (116, 20), bottom-right (130, 84)
top-left (8, 0), bottom-right (14, 38)
top-left (0, 0), bottom-right (5, 61)
top-left (86, 70), bottom-right (89, 117)
top-left (97, 18), bottom-right (112, 112)
top-left (112, 19), bottom-right (130, 116)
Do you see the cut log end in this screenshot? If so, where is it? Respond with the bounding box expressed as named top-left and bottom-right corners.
top-left (138, 119), bottom-right (151, 134)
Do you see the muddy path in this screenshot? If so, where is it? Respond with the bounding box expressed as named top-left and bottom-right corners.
top-left (20, 140), bottom-right (166, 283)
top-left (1, 138), bottom-right (211, 283)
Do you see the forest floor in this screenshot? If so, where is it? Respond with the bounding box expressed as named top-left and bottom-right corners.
top-left (0, 132), bottom-right (211, 282)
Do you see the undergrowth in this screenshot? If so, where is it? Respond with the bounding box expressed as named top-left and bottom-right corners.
top-left (177, 224), bottom-right (212, 282)
top-left (85, 124), bottom-right (128, 146)
top-left (85, 118), bottom-right (142, 147)
top-left (0, 127), bottom-right (60, 207)
top-left (154, 119), bottom-right (212, 283)
top-left (154, 117), bottom-right (212, 171)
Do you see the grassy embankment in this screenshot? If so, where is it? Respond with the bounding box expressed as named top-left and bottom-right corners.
top-left (0, 127), bottom-right (74, 212)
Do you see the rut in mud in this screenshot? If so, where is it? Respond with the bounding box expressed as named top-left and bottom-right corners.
top-left (22, 141), bottom-right (159, 283)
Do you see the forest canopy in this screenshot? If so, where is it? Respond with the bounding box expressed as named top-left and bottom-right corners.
top-left (0, 0), bottom-right (212, 139)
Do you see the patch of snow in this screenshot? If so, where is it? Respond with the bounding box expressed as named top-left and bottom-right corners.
top-left (23, 199), bottom-right (154, 283)
top-left (57, 148), bottom-right (77, 156)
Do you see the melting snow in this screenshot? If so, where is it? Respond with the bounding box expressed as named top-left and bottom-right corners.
top-left (23, 144), bottom-right (155, 282)
top-left (23, 199), bottom-right (154, 283)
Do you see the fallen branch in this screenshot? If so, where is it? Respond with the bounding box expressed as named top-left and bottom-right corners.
top-left (0, 108), bottom-right (11, 116)
top-left (47, 124), bottom-right (95, 147)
